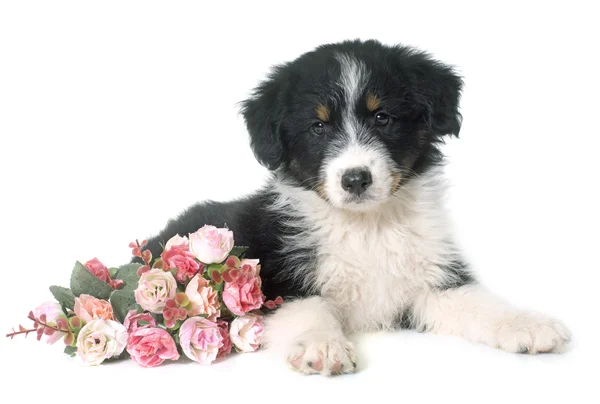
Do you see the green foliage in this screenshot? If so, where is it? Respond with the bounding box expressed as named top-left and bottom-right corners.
top-left (113, 263), bottom-right (142, 291)
top-left (207, 264), bottom-right (224, 277)
top-left (168, 268), bottom-right (178, 278)
top-left (70, 261), bottom-right (113, 300)
top-left (49, 286), bottom-right (75, 310)
top-left (64, 346), bottom-right (77, 357)
top-left (109, 289), bottom-right (138, 323)
top-left (229, 246), bottom-right (249, 259)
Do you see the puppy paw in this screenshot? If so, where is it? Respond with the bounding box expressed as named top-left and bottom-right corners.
top-left (286, 334), bottom-right (357, 376)
top-left (494, 312), bottom-right (571, 354)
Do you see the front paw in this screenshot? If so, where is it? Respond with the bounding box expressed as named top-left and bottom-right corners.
top-left (287, 333), bottom-right (357, 376)
top-left (494, 311), bottom-right (571, 354)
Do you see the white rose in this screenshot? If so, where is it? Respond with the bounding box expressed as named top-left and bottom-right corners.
top-left (229, 314), bottom-right (264, 353)
top-left (134, 268), bottom-right (177, 313)
top-left (77, 319), bottom-right (127, 365)
top-left (189, 225), bottom-right (234, 264)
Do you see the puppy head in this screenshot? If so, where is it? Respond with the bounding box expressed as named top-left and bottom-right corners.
top-left (241, 39), bottom-right (463, 211)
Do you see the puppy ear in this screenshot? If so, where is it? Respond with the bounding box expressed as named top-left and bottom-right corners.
top-left (402, 50), bottom-right (464, 138)
top-left (425, 62), bottom-right (463, 137)
top-left (241, 67), bottom-right (287, 170)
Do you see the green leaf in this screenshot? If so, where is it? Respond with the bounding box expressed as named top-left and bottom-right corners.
top-left (109, 289), bottom-right (138, 323)
top-left (168, 321), bottom-right (182, 332)
top-left (211, 282), bottom-right (224, 292)
top-left (207, 264), bottom-right (225, 283)
top-left (113, 263), bottom-right (142, 292)
top-left (64, 346), bottom-right (77, 357)
top-left (150, 312), bottom-right (163, 324)
top-left (229, 246), bottom-right (249, 259)
top-left (108, 267), bottom-right (119, 278)
top-left (49, 286), bottom-right (75, 310)
top-left (70, 261), bottom-right (113, 300)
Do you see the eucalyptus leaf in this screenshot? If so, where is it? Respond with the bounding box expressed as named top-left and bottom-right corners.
top-left (70, 261), bottom-right (113, 300)
top-left (64, 346), bottom-right (77, 357)
top-left (113, 263), bottom-right (142, 291)
top-left (49, 286), bottom-right (75, 310)
top-left (207, 264), bottom-right (224, 279)
top-left (109, 289), bottom-right (138, 323)
top-left (229, 246), bottom-right (249, 259)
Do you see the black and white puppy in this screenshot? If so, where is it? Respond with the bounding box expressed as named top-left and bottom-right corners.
top-left (141, 39), bottom-right (570, 375)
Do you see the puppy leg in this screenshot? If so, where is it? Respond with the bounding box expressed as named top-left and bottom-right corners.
top-left (412, 284), bottom-right (571, 354)
top-left (263, 296), bottom-right (357, 375)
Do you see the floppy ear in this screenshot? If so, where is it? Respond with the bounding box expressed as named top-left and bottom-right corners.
top-left (401, 49), bottom-right (464, 138)
top-left (241, 67), bottom-right (287, 170)
top-left (425, 62), bottom-right (463, 137)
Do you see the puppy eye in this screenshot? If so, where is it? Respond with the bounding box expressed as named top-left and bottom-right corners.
top-left (375, 112), bottom-right (390, 126)
top-left (312, 121), bottom-right (326, 135)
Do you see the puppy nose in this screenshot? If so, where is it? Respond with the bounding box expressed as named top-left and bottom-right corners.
top-left (341, 169), bottom-right (372, 195)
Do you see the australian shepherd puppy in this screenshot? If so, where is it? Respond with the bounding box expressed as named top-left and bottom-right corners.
top-left (140, 39), bottom-right (570, 375)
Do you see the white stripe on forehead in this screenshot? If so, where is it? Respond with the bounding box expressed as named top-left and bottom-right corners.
top-left (335, 53), bottom-right (369, 144)
top-left (335, 53), bottom-right (369, 109)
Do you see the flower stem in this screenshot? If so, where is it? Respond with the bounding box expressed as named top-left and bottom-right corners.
top-left (6, 327), bottom-right (37, 339)
top-left (27, 312), bottom-right (69, 334)
top-left (137, 239), bottom-right (151, 266)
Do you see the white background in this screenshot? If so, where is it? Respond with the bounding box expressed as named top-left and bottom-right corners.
top-left (1, 1), bottom-right (598, 403)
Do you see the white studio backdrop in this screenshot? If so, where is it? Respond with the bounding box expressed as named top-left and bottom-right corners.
top-left (0, 1), bottom-right (598, 403)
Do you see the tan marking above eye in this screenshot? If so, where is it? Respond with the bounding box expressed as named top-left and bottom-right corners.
top-left (366, 93), bottom-right (381, 112)
top-left (315, 104), bottom-right (330, 122)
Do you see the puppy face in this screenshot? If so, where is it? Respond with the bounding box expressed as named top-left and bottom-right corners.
top-left (242, 40), bottom-right (463, 211)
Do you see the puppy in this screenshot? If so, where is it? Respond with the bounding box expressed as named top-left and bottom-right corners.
top-left (140, 39), bottom-right (570, 375)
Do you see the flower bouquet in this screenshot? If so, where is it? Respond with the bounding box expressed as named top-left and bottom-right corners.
top-left (6, 225), bottom-right (283, 367)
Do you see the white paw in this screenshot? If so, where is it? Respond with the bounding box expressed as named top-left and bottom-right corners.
top-left (286, 333), bottom-right (357, 376)
top-left (494, 311), bottom-right (571, 354)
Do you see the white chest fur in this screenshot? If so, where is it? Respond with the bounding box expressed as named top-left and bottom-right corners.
top-left (271, 171), bottom-right (459, 332)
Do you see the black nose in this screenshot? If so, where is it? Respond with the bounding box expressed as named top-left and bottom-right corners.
top-left (341, 169), bottom-right (372, 195)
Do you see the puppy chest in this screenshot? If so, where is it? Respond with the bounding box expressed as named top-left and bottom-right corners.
top-left (313, 223), bottom-right (428, 330)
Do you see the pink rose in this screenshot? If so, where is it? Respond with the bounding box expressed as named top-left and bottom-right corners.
top-left (185, 274), bottom-right (220, 318)
top-left (123, 310), bottom-right (157, 333)
top-left (189, 225), bottom-right (234, 264)
top-left (229, 314), bottom-right (264, 353)
top-left (85, 258), bottom-right (123, 289)
top-left (161, 243), bottom-right (201, 284)
top-left (126, 327), bottom-right (180, 367)
top-left (74, 294), bottom-right (115, 322)
top-left (33, 302), bottom-right (65, 344)
top-left (134, 269), bottom-right (177, 313)
top-left (222, 275), bottom-right (264, 316)
top-left (179, 317), bottom-right (223, 365)
top-left (216, 320), bottom-right (233, 359)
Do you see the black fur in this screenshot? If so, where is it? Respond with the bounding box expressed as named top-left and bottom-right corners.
top-left (242, 39), bottom-right (463, 191)
top-left (137, 39), bottom-right (471, 301)
top-left (140, 191), bottom-right (315, 300)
